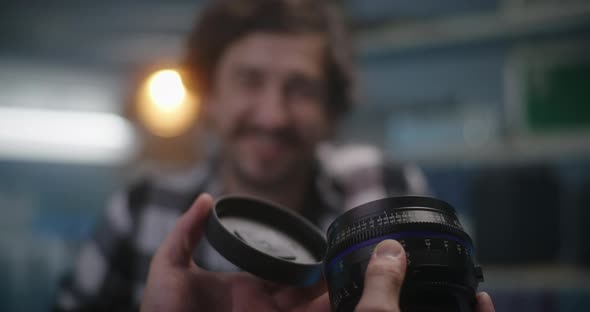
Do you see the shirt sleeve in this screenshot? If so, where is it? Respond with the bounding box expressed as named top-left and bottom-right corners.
top-left (317, 143), bottom-right (431, 210)
top-left (52, 189), bottom-right (140, 312)
top-left (382, 163), bottom-right (431, 196)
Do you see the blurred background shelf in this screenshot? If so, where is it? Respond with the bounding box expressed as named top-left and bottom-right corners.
top-left (389, 132), bottom-right (590, 165)
top-left (482, 265), bottom-right (590, 290)
top-left (357, 1), bottom-right (590, 57)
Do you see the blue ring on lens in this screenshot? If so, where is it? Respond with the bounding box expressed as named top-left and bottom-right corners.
top-left (326, 231), bottom-right (473, 273)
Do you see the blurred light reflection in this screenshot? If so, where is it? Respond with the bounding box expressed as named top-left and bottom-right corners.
top-left (0, 107), bottom-right (135, 164)
top-left (137, 69), bottom-right (199, 138)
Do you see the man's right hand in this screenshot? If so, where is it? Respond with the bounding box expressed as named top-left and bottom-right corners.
top-left (141, 194), bottom-right (331, 312)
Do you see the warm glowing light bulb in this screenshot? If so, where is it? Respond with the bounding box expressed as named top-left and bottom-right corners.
top-left (137, 68), bottom-right (200, 138)
top-left (147, 69), bottom-right (186, 110)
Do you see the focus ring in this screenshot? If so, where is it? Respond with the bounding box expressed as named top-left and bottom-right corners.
top-left (326, 220), bottom-right (472, 262)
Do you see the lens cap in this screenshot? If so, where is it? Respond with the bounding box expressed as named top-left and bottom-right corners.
top-left (206, 195), bottom-right (327, 286)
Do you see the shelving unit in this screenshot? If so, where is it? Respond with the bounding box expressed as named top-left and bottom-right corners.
top-left (482, 265), bottom-right (590, 290)
top-left (347, 1), bottom-right (590, 166)
top-left (357, 2), bottom-right (590, 56)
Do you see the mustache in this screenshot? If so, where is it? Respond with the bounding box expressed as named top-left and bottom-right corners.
top-left (231, 124), bottom-right (301, 145)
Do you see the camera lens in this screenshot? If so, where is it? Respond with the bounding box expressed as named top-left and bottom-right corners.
top-left (324, 196), bottom-right (484, 312)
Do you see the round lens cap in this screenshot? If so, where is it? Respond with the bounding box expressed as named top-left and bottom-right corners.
top-left (206, 195), bottom-right (327, 286)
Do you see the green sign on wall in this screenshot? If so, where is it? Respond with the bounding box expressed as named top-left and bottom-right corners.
top-left (526, 63), bottom-right (590, 132)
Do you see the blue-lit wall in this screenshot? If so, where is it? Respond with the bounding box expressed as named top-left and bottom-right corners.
top-left (0, 162), bottom-right (123, 311)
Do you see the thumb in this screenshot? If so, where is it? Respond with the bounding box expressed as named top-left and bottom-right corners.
top-left (155, 193), bottom-right (214, 267)
top-left (355, 239), bottom-right (406, 312)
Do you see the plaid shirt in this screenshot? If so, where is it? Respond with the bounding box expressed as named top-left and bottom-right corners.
top-left (53, 145), bottom-right (429, 312)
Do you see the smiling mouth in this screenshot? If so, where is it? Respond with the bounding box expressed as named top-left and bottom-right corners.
top-left (241, 132), bottom-right (294, 160)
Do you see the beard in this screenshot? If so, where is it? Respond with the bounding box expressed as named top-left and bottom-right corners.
top-left (224, 123), bottom-right (313, 191)
top-left (230, 152), bottom-right (304, 191)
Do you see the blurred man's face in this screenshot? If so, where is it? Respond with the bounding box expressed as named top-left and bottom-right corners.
top-left (207, 33), bottom-right (333, 187)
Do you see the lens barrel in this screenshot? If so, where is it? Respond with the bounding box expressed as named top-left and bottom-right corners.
top-left (324, 196), bottom-right (484, 312)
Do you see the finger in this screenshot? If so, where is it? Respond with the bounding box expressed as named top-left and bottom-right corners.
top-left (292, 292), bottom-right (330, 312)
top-left (476, 292), bottom-right (495, 312)
top-left (355, 239), bottom-right (406, 312)
top-left (272, 277), bottom-right (327, 310)
top-left (156, 193), bottom-right (214, 267)
top-left (231, 275), bottom-right (278, 312)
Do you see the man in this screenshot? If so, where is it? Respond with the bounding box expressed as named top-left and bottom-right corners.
top-left (55, 0), bottom-right (494, 311)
